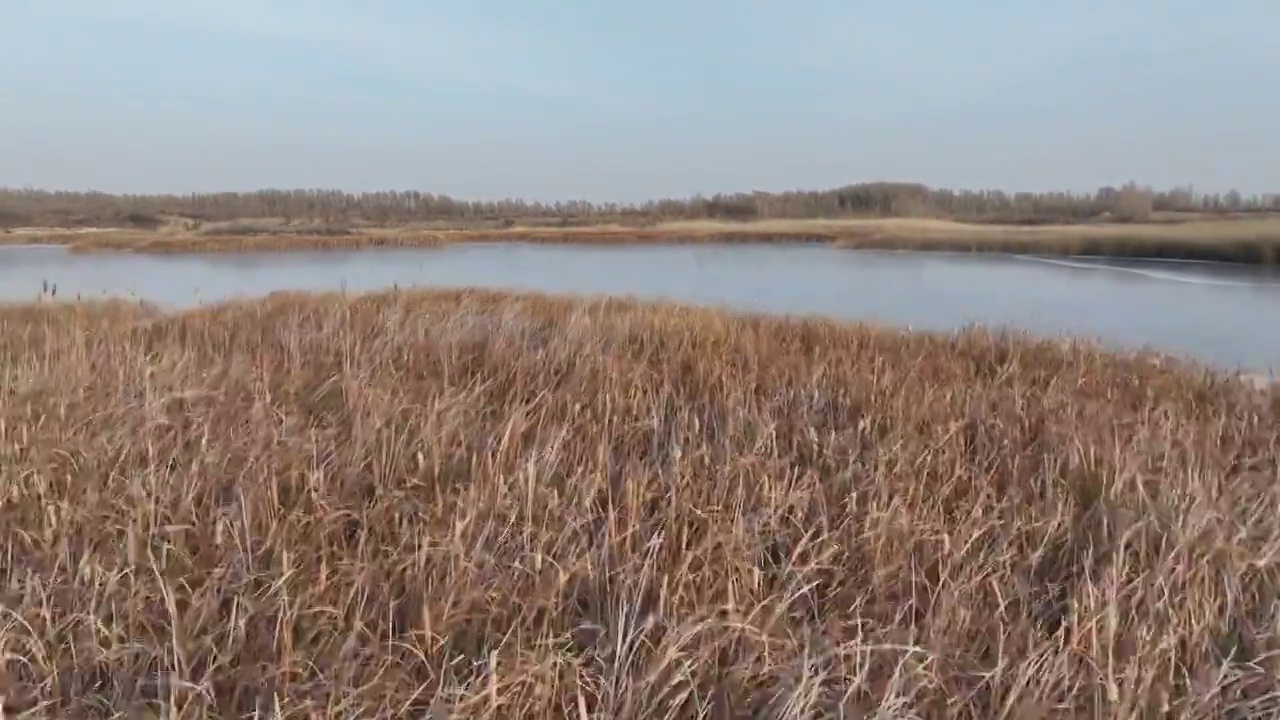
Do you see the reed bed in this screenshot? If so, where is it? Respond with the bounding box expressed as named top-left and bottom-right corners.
top-left (66, 232), bottom-right (454, 254)
top-left (62, 227), bottom-right (825, 254)
top-left (44, 216), bottom-right (1280, 263)
top-left (1, 289), bottom-right (1278, 718)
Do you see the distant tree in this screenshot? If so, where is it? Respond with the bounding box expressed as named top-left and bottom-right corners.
top-left (1113, 182), bottom-right (1154, 222)
top-left (0, 180), bottom-right (1272, 229)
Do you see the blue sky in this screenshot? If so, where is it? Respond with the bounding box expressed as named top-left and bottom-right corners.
top-left (2, 0), bottom-right (1276, 201)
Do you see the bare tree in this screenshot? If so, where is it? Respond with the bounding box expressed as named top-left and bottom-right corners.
top-left (1, 182), bottom-right (1275, 229)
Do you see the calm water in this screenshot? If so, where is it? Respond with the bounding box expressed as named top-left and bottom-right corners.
top-left (3, 243), bottom-right (1280, 371)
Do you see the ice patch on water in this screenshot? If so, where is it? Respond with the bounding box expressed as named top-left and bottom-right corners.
top-left (1013, 255), bottom-right (1280, 288)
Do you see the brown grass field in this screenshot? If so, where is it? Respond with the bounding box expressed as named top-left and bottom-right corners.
top-left (1, 289), bottom-right (1278, 717)
top-left (7, 215), bottom-right (1280, 264)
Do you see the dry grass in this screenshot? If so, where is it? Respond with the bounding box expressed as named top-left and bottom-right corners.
top-left (64, 231), bottom-right (452, 254)
top-left (193, 219), bottom-right (358, 237)
top-left (32, 216), bottom-right (1280, 263)
top-left (1, 289), bottom-right (1279, 718)
top-left (824, 217), bottom-right (1280, 264)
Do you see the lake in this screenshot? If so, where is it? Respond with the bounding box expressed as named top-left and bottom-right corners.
top-left (3, 243), bottom-right (1279, 372)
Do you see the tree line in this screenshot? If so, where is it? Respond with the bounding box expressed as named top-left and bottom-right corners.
top-left (2, 182), bottom-right (1277, 230)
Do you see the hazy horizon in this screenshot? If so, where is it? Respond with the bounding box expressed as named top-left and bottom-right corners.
top-left (3, 1), bottom-right (1277, 202)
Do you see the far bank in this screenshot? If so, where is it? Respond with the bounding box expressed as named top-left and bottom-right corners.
top-left (6, 216), bottom-right (1280, 265)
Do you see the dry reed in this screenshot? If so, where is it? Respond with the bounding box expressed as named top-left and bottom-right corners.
top-left (37, 217), bottom-right (1280, 264)
top-left (1, 289), bottom-right (1278, 718)
top-left (65, 232), bottom-right (453, 254)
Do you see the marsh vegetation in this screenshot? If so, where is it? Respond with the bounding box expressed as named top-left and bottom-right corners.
top-left (6, 215), bottom-right (1280, 264)
top-left (5, 180), bottom-right (1280, 262)
top-left (1, 290), bottom-right (1277, 717)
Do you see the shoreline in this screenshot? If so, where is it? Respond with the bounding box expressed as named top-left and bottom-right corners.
top-left (6, 289), bottom-right (1276, 385)
top-left (5, 216), bottom-right (1280, 264)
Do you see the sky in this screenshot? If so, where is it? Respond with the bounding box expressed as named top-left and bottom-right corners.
top-left (1, 0), bottom-right (1277, 201)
